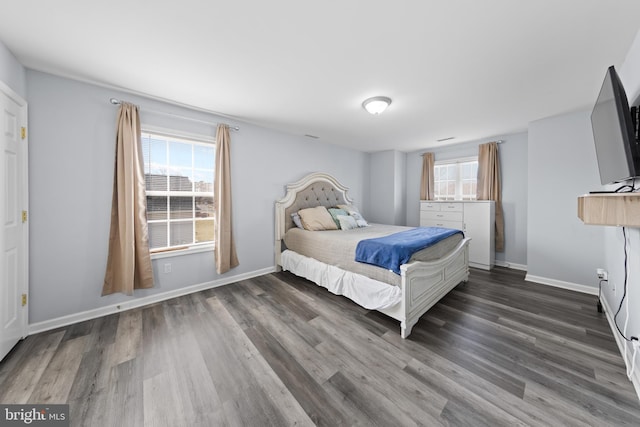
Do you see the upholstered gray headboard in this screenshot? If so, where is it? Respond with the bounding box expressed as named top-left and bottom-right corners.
top-left (275, 172), bottom-right (354, 265)
top-left (284, 182), bottom-right (348, 230)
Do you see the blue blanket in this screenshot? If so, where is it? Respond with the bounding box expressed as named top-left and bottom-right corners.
top-left (355, 227), bottom-right (463, 274)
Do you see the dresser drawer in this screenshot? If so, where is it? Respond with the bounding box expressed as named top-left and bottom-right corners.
top-left (421, 211), bottom-right (463, 222)
top-left (420, 218), bottom-right (464, 230)
top-left (441, 202), bottom-right (463, 212)
top-left (420, 202), bottom-right (440, 211)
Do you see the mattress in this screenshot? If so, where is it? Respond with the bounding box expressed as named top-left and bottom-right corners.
top-left (282, 224), bottom-right (463, 287)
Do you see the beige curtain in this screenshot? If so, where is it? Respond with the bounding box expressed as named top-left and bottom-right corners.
top-left (420, 152), bottom-right (435, 200)
top-left (477, 141), bottom-right (505, 252)
top-left (214, 124), bottom-right (239, 274)
top-left (102, 103), bottom-right (154, 295)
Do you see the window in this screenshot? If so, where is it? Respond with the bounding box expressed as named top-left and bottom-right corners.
top-left (434, 158), bottom-right (478, 201)
top-left (141, 131), bottom-right (215, 252)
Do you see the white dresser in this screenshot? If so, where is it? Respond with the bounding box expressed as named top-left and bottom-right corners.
top-left (419, 200), bottom-right (495, 270)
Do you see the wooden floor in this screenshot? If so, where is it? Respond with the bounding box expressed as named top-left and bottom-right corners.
top-left (1, 267), bottom-right (639, 426)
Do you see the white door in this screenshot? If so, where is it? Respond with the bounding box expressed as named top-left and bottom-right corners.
top-left (0, 82), bottom-right (28, 362)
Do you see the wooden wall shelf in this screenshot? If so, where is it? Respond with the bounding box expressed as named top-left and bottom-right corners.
top-left (578, 193), bottom-right (640, 227)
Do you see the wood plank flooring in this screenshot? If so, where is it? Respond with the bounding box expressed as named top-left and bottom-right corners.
top-left (1, 267), bottom-right (639, 426)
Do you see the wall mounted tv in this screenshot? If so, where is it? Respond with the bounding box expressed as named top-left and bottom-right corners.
top-left (591, 65), bottom-right (640, 186)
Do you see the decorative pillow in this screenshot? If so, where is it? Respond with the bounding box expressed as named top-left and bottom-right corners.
top-left (337, 204), bottom-right (359, 214)
top-left (337, 204), bottom-right (369, 227)
top-left (351, 211), bottom-right (369, 227)
top-left (291, 212), bottom-right (304, 229)
top-left (327, 208), bottom-right (349, 228)
top-left (337, 215), bottom-right (358, 230)
top-left (297, 206), bottom-right (338, 231)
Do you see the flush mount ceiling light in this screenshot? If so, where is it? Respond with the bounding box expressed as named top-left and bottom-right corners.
top-left (362, 96), bottom-right (392, 115)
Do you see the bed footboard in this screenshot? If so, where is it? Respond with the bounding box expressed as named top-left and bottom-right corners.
top-left (379, 238), bottom-right (470, 338)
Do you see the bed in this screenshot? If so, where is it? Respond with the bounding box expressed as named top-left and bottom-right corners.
top-left (275, 172), bottom-right (470, 338)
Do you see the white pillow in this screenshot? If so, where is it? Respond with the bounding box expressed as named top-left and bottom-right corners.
top-left (337, 215), bottom-right (358, 230)
top-left (291, 212), bottom-right (304, 228)
top-left (337, 204), bottom-right (359, 214)
top-left (351, 211), bottom-right (369, 227)
top-left (337, 204), bottom-right (369, 227)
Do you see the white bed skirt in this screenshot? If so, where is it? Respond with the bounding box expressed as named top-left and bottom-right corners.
top-left (280, 249), bottom-right (402, 310)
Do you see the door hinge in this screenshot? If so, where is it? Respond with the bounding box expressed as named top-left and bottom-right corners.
top-left (21, 127), bottom-right (26, 140)
top-left (22, 210), bottom-right (27, 223)
top-left (21, 294), bottom-right (27, 307)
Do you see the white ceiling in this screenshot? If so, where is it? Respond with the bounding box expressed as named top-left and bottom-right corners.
top-left (2, 1), bottom-right (640, 152)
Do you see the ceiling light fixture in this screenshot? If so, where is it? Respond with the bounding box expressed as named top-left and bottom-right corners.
top-left (362, 96), bottom-right (392, 115)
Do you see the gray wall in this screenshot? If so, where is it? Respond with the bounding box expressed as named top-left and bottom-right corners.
top-left (600, 30), bottom-right (640, 366)
top-left (393, 151), bottom-right (407, 225)
top-left (0, 40), bottom-right (26, 98)
top-left (368, 151), bottom-right (394, 223)
top-left (368, 150), bottom-right (405, 225)
top-left (527, 110), bottom-right (604, 288)
top-left (26, 70), bottom-right (370, 323)
top-left (405, 132), bottom-right (528, 267)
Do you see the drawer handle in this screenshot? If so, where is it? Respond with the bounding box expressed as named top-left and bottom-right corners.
top-left (437, 214), bottom-right (443, 217)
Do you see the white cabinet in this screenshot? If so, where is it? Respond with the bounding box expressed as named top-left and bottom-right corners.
top-left (419, 200), bottom-right (495, 270)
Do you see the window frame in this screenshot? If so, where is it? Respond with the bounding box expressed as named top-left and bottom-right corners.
top-left (141, 125), bottom-right (216, 259)
top-left (433, 156), bottom-right (478, 201)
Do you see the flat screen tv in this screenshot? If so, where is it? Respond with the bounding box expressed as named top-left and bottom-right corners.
top-left (591, 65), bottom-right (640, 185)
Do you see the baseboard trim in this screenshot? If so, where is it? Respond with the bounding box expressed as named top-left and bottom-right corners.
top-left (524, 274), bottom-right (598, 296)
top-left (495, 260), bottom-right (527, 271)
top-left (600, 296), bottom-right (640, 402)
top-left (28, 266), bottom-right (277, 335)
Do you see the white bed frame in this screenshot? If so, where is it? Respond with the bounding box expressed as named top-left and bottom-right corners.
top-left (275, 172), bottom-right (470, 338)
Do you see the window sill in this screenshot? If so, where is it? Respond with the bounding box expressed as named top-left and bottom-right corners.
top-left (151, 244), bottom-right (214, 260)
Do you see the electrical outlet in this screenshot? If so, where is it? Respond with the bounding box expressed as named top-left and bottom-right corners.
top-left (596, 268), bottom-right (608, 280)
top-left (164, 263), bottom-right (172, 274)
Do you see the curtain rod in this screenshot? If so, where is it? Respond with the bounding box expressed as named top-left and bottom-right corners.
top-left (109, 98), bottom-right (240, 131)
top-left (420, 139), bottom-right (504, 156)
